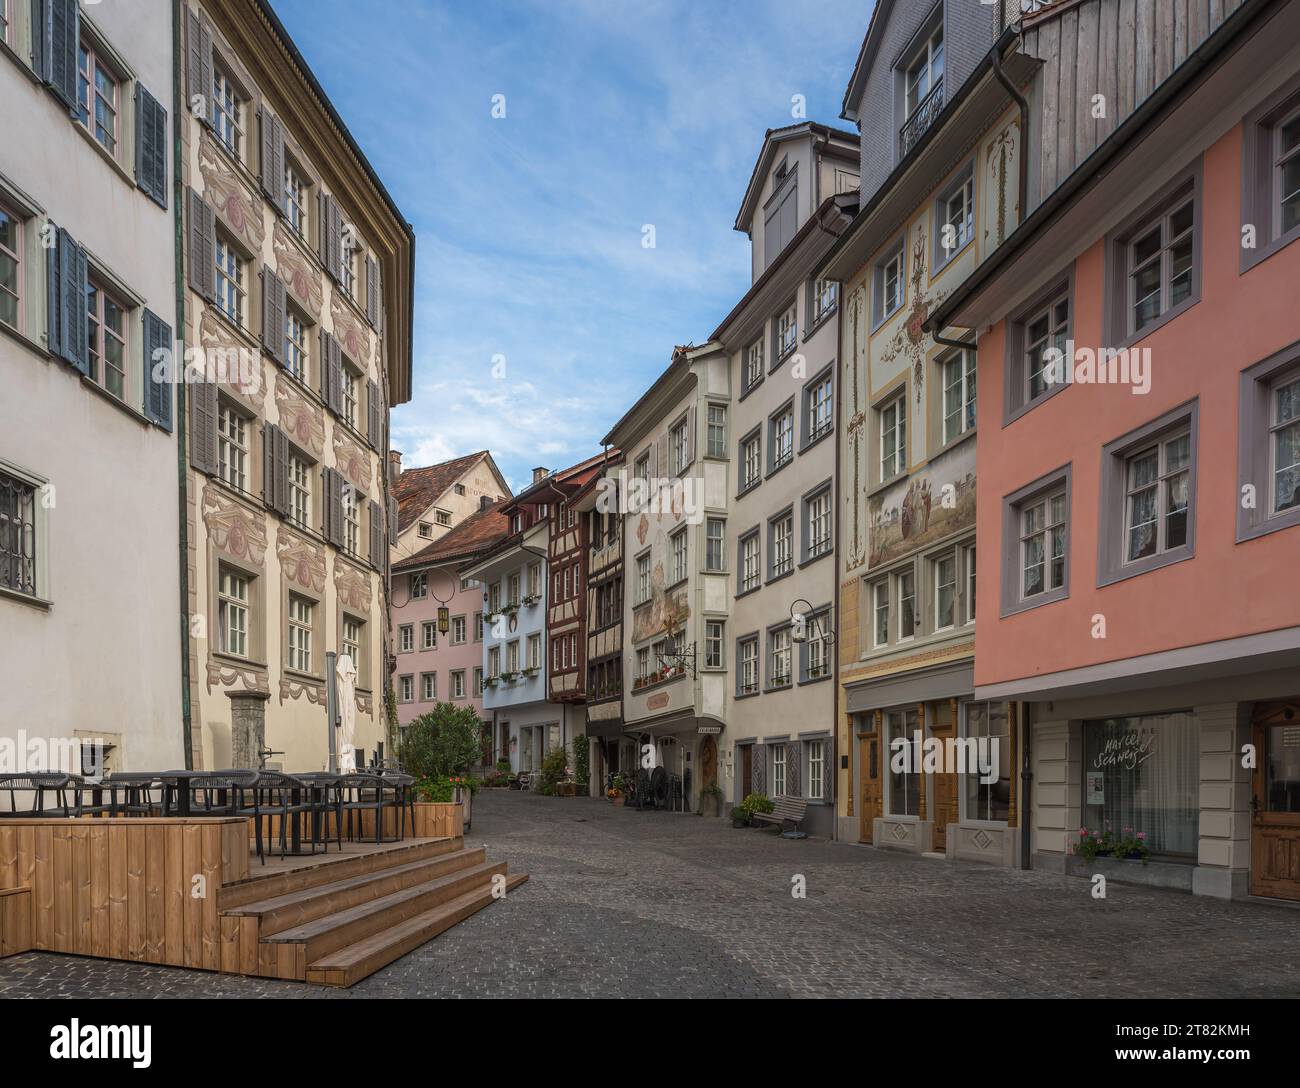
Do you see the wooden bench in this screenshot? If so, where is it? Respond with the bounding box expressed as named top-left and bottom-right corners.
top-left (751, 796), bottom-right (808, 838)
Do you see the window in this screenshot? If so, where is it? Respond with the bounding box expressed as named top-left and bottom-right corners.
top-left (874, 242), bottom-right (904, 326)
top-left (670, 416), bottom-right (690, 474)
top-left (0, 2), bottom-right (9, 46)
top-left (896, 567), bottom-right (916, 641)
top-left (933, 551), bottom-right (957, 631)
top-left (1020, 490), bottom-right (1067, 599)
top-left (410, 572), bottom-right (427, 599)
top-left (436, 509), bottom-right (451, 526)
top-left (0, 468), bottom-right (38, 598)
top-left (421, 621), bottom-right (436, 650)
top-left (1024, 291), bottom-right (1070, 405)
top-left (398, 624), bottom-right (414, 653)
top-left (506, 640), bottom-right (519, 673)
top-left (1099, 404), bottom-right (1197, 585)
top-left (871, 580), bottom-right (889, 647)
top-left (805, 487), bottom-right (832, 561)
top-left (341, 365), bottom-right (359, 429)
top-left (77, 42), bottom-right (119, 155)
top-left (740, 531), bottom-right (760, 593)
top-left (772, 745), bottom-right (787, 796)
top-left (770, 512), bottom-right (793, 579)
top-left (288, 452), bottom-right (311, 529)
top-left (964, 544), bottom-right (977, 624)
top-left (1001, 466), bottom-right (1072, 615)
top-left (704, 620), bottom-right (724, 669)
top-left (342, 615), bottom-right (362, 669)
top-left (399, 675), bottom-right (413, 703)
top-left (526, 633), bottom-right (539, 669)
top-left (964, 702), bottom-right (1011, 822)
top-left (805, 370), bottom-right (833, 445)
top-left (879, 393), bottom-right (906, 480)
top-left (454, 483), bottom-right (466, 496)
top-left (211, 65), bottom-right (243, 159)
top-left (217, 403), bottom-right (249, 493)
top-left (217, 567), bottom-right (249, 658)
top-left (935, 170), bottom-right (973, 266)
top-left (904, 24), bottom-right (944, 118)
top-left (341, 240), bottom-right (358, 301)
top-left (507, 571), bottom-right (521, 606)
top-left (474, 612), bottom-right (484, 641)
top-left (636, 646), bottom-right (650, 684)
top-left (887, 708), bottom-right (921, 816)
top-left (562, 567), bottom-right (570, 600)
top-left (285, 308), bottom-right (308, 383)
top-left (635, 552), bottom-right (650, 603)
top-left (527, 562), bottom-right (541, 598)
top-left (215, 234), bottom-right (245, 327)
top-left (0, 202), bottom-right (19, 332)
top-left (285, 161), bottom-right (308, 239)
top-left (451, 671), bottom-right (466, 699)
top-left (744, 338), bottom-right (765, 393)
top-left (775, 301), bottom-right (797, 361)
top-left (342, 485), bottom-right (361, 556)
top-left (452, 615), bottom-right (467, 645)
top-left (812, 278), bottom-right (837, 325)
top-left (634, 453), bottom-right (649, 482)
top-left (769, 627), bottom-right (791, 688)
top-left (740, 430), bottom-right (762, 491)
top-left (738, 637), bottom-right (759, 695)
top-left (770, 406), bottom-right (794, 471)
top-left (940, 350), bottom-right (976, 444)
top-left (487, 582), bottom-right (500, 613)
top-left (488, 647), bottom-right (500, 679)
top-left (1243, 85), bottom-right (1300, 270)
top-left (1129, 200), bottom-right (1194, 334)
top-left (706, 404), bottom-right (727, 458)
top-left (1271, 373), bottom-right (1300, 515)
top-left (421, 672), bottom-right (436, 701)
top-left (705, 517), bottom-right (725, 572)
top-left (418, 522), bottom-right (432, 539)
top-left (86, 278), bottom-right (128, 400)
top-left (473, 667), bottom-right (483, 694)
top-left (806, 740), bottom-right (825, 800)
top-left (670, 527), bottom-right (687, 584)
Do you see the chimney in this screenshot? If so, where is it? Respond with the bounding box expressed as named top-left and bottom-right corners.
top-left (388, 450), bottom-right (402, 485)
top-left (532, 466), bottom-right (548, 484)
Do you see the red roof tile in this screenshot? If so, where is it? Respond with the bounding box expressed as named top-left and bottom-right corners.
top-left (392, 451), bottom-right (508, 533)
top-left (393, 499), bottom-right (512, 571)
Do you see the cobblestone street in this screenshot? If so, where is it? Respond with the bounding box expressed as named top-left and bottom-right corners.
top-left (1, 789), bottom-right (1297, 999)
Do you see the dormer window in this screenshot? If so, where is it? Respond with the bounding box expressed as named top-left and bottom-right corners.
top-left (901, 24), bottom-right (944, 155)
top-left (773, 156), bottom-right (789, 184)
top-left (418, 521), bottom-right (433, 538)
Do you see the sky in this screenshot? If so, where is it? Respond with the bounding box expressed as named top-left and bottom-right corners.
top-left (273, 0), bottom-right (871, 494)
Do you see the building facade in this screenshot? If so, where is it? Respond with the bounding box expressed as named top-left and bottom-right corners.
top-left (1, 0), bottom-right (183, 773)
top-left (822, 0), bottom-right (1032, 857)
top-left (928, 0), bottom-right (1299, 900)
top-left (179, 0), bottom-right (413, 771)
top-left (390, 448), bottom-right (510, 561)
top-left (710, 123), bottom-right (859, 836)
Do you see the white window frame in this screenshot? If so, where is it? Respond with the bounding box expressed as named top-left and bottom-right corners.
top-left (880, 393), bottom-right (906, 481)
top-left (1020, 489), bottom-right (1068, 600)
top-left (940, 350), bottom-right (977, 444)
top-left (217, 566), bottom-right (249, 658)
top-left (287, 594), bottom-right (313, 673)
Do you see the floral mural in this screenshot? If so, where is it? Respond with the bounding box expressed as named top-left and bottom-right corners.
top-left (272, 219), bottom-right (324, 316)
top-left (198, 130), bottom-right (265, 253)
top-left (274, 371), bottom-right (325, 458)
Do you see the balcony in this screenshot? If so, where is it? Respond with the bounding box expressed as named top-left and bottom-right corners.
top-left (900, 78), bottom-right (943, 157)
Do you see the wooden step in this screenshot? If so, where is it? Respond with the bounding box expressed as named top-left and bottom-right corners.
top-left (219, 837), bottom-right (462, 909)
top-left (265, 860), bottom-right (507, 965)
top-left (223, 847), bottom-right (487, 936)
top-left (305, 873), bottom-right (529, 987)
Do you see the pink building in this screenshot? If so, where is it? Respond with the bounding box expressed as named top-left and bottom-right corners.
top-left (927, 1), bottom-right (1300, 902)
top-left (391, 501), bottom-right (509, 737)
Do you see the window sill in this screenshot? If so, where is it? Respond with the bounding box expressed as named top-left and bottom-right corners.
top-left (0, 317), bottom-right (50, 359)
top-left (1109, 295), bottom-right (1201, 354)
top-left (1240, 223), bottom-right (1300, 274)
top-left (1236, 504), bottom-right (1300, 544)
top-left (929, 234), bottom-right (975, 281)
top-left (1003, 379), bottom-right (1070, 428)
top-left (871, 304), bottom-right (903, 334)
top-left (0, 584), bottom-right (52, 611)
top-left (763, 682), bottom-right (793, 694)
top-left (664, 576), bottom-right (689, 594)
top-left (735, 480), bottom-right (762, 501)
top-left (765, 569), bottom-right (795, 588)
top-left (929, 425), bottom-right (976, 462)
top-left (734, 689), bottom-right (761, 701)
top-left (284, 667), bottom-right (326, 685)
top-left (797, 672), bottom-right (832, 686)
top-left (734, 584), bottom-right (762, 600)
top-left (799, 426), bottom-right (834, 456)
top-left (766, 457), bottom-right (793, 482)
top-left (803, 306), bottom-right (837, 341)
top-left (770, 348), bottom-right (797, 374)
top-left (1000, 585), bottom-right (1069, 619)
top-left (866, 471), bottom-right (908, 500)
top-left (72, 121), bottom-right (137, 191)
top-left (0, 37), bottom-right (41, 83)
top-left (1096, 545), bottom-right (1194, 589)
top-left (738, 377), bottom-right (765, 404)
top-left (211, 650), bottom-right (268, 671)
top-left (79, 374), bottom-right (158, 430)
top-left (798, 549), bottom-right (831, 570)
top-left (207, 303), bottom-right (259, 353)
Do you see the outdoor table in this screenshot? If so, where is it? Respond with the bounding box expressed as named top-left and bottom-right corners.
top-left (158, 771), bottom-right (201, 816)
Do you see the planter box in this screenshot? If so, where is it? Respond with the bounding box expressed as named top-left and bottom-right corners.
top-left (1066, 854), bottom-right (1193, 892)
top-left (412, 801), bottom-right (464, 840)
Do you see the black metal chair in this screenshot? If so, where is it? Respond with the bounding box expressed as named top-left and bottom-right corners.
top-left (0, 772), bottom-right (73, 816)
top-left (338, 772), bottom-right (397, 844)
top-left (252, 771), bottom-right (316, 859)
top-left (293, 772), bottom-right (345, 852)
top-left (102, 772), bottom-right (163, 817)
top-left (378, 771), bottom-right (416, 840)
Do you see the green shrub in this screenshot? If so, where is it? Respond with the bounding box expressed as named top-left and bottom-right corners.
top-left (738, 792), bottom-right (773, 816)
top-left (536, 746), bottom-right (569, 796)
top-left (572, 735), bottom-right (589, 787)
top-left (399, 703), bottom-right (483, 780)
top-left (496, 758), bottom-right (511, 774)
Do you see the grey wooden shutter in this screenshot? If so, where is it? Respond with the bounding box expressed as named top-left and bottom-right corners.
top-left (686, 405), bottom-right (696, 466)
top-left (323, 196), bottom-right (343, 282)
top-left (31, 0), bottom-right (45, 82)
top-left (44, 0), bottom-right (78, 112)
top-left (142, 309), bottom-right (174, 431)
top-left (321, 333), bottom-right (343, 416)
top-left (189, 375), bottom-right (218, 476)
top-left (134, 84), bottom-right (169, 209)
top-left (752, 745), bottom-right (765, 796)
top-left (260, 110), bottom-right (285, 212)
top-left (368, 499), bottom-right (383, 568)
top-left (50, 228), bottom-right (88, 375)
top-left (366, 379), bottom-right (381, 450)
top-left (186, 8), bottom-right (213, 110)
top-left (787, 743), bottom-right (801, 799)
top-left (654, 433), bottom-right (668, 480)
top-left (45, 221), bottom-right (60, 358)
top-left (188, 190), bottom-right (215, 302)
top-left (323, 467), bottom-right (345, 548)
top-left (262, 422), bottom-right (289, 516)
top-left (365, 255), bottom-right (379, 326)
top-left (261, 267), bottom-right (286, 364)
top-left (823, 740), bottom-right (833, 803)
top-left (388, 494), bottom-right (398, 540)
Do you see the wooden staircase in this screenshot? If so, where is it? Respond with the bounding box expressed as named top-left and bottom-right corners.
top-left (218, 837), bottom-right (526, 987)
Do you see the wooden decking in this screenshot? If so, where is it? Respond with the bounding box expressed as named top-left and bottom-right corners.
top-left (0, 810), bottom-right (525, 987)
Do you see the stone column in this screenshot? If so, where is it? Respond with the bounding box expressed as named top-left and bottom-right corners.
top-left (226, 690), bottom-right (271, 769)
top-left (1193, 702), bottom-right (1251, 899)
top-left (1032, 718), bottom-right (1074, 872)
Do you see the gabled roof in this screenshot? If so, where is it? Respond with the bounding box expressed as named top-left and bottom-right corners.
top-left (393, 451), bottom-right (511, 533)
top-left (732, 121), bottom-right (860, 232)
top-left (393, 499), bottom-right (511, 572)
top-left (840, 0), bottom-right (895, 122)
top-left (502, 452), bottom-right (609, 513)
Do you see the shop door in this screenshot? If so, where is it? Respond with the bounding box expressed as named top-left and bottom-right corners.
top-left (700, 735), bottom-right (717, 789)
top-left (1251, 701), bottom-right (1300, 901)
top-left (857, 731), bottom-right (880, 844)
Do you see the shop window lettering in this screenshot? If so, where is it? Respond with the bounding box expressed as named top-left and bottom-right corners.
top-left (1092, 732), bottom-right (1156, 772)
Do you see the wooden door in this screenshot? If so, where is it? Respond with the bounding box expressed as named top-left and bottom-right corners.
top-left (1251, 701), bottom-right (1300, 901)
top-left (857, 726), bottom-right (881, 844)
top-left (699, 735), bottom-right (717, 789)
top-left (740, 745), bottom-right (753, 798)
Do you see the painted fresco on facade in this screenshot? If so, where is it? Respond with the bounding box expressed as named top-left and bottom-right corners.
top-left (867, 436), bottom-right (975, 567)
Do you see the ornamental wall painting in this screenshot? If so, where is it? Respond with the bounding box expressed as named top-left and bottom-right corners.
top-left (867, 435), bottom-right (976, 568)
top-left (876, 224), bottom-right (948, 410)
top-left (843, 284), bottom-right (868, 573)
top-left (332, 430), bottom-right (372, 493)
top-left (279, 674), bottom-right (325, 706)
top-left (198, 130), bottom-right (265, 253)
top-left (272, 219), bottom-right (324, 316)
top-left (205, 656), bottom-right (269, 697)
top-left (334, 560), bottom-right (371, 614)
top-left (202, 486), bottom-right (268, 568)
top-left (984, 121), bottom-right (1019, 248)
top-left (329, 294), bottom-right (371, 367)
top-left (273, 371), bottom-right (325, 458)
top-left (198, 308), bottom-right (265, 402)
top-left (276, 529), bottom-right (327, 594)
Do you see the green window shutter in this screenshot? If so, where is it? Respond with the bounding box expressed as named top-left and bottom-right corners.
top-left (189, 375), bottom-right (218, 476)
top-left (142, 309), bottom-right (174, 431)
top-left (45, 218), bottom-right (60, 359)
top-left (134, 84), bottom-right (169, 210)
top-left (31, 0), bottom-right (46, 86)
top-left (368, 499), bottom-right (383, 569)
top-left (366, 378), bottom-right (381, 450)
top-left (188, 190), bottom-right (216, 302)
top-left (186, 9), bottom-right (213, 111)
top-left (260, 110), bottom-right (285, 212)
top-left (45, 0), bottom-right (78, 112)
top-left (261, 267), bottom-right (286, 365)
top-left (365, 255), bottom-right (379, 327)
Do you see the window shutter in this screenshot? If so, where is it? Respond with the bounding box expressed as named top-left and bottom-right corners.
top-left (45, 0), bottom-right (78, 112)
top-left (365, 255), bottom-right (379, 327)
top-left (186, 9), bottom-right (213, 109)
top-left (388, 494), bottom-right (398, 540)
top-left (31, 0), bottom-right (45, 81)
top-left (324, 467), bottom-right (345, 548)
top-left (134, 84), bottom-right (169, 210)
top-left (261, 267), bottom-right (286, 364)
top-left (262, 422), bottom-right (289, 516)
top-left (142, 309), bottom-right (174, 431)
top-left (188, 190), bottom-right (216, 302)
top-left (686, 405), bottom-right (697, 466)
top-left (823, 741), bottom-right (833, 803)
top-left (53, 228), bottom-right (88, 375)
top-left (368, 499), bottom-right (383, 569)
top-left (654, 433), bottom-right (668, 480)
top-left (319, 194), bottom-right (341, 281)
top-left (786, 744), bottom-right (801, 799)
top-left (260, 110), bottom-right (285, 212)
top-left (189, 376), bottom-right (218, 476)
top-left (45, 220), bottom-right (60, 358)
top-left (752, 745), bottom-right (765, 795)
top-left (325, 334), bottom-right (344, 415)
top-left (366, 379), bottom-right (381, 450)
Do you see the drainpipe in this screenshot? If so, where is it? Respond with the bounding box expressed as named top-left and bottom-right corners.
top-left (991, 39), bottom-right (1030, 232)
top-left (172, 0), bottom-right (194, 770)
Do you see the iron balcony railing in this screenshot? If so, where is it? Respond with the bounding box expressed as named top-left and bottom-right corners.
top-left (900, 77), bottom-right (944, 157)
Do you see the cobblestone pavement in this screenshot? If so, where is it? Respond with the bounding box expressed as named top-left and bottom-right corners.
top-left (1, 789), bottom-right (1297, 998)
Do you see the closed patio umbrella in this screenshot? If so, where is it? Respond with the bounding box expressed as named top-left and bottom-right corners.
top-left (336, 652), bottom-right (358, 772)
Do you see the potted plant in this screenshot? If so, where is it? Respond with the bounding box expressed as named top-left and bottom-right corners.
top-left (699, 783), bottom-right (724, 817)
top-left (522, 665), bottom-right (539, 678)
top-left (522, 593), bottom-right (540, 606)
top-left (500, 670), bottom-right (518, 682)
top-left (608, 772), bottom-right (629, 806)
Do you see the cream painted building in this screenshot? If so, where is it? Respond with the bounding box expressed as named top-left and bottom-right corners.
top-left (178, 0), bottom-right (413, 772)
top-left (0, 0), bottom-right (184, 773)
top-left (390, 449), bottom-right (511, 562)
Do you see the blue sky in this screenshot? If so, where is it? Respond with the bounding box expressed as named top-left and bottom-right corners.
top-left (273, 0), bottom-right (870, 494)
